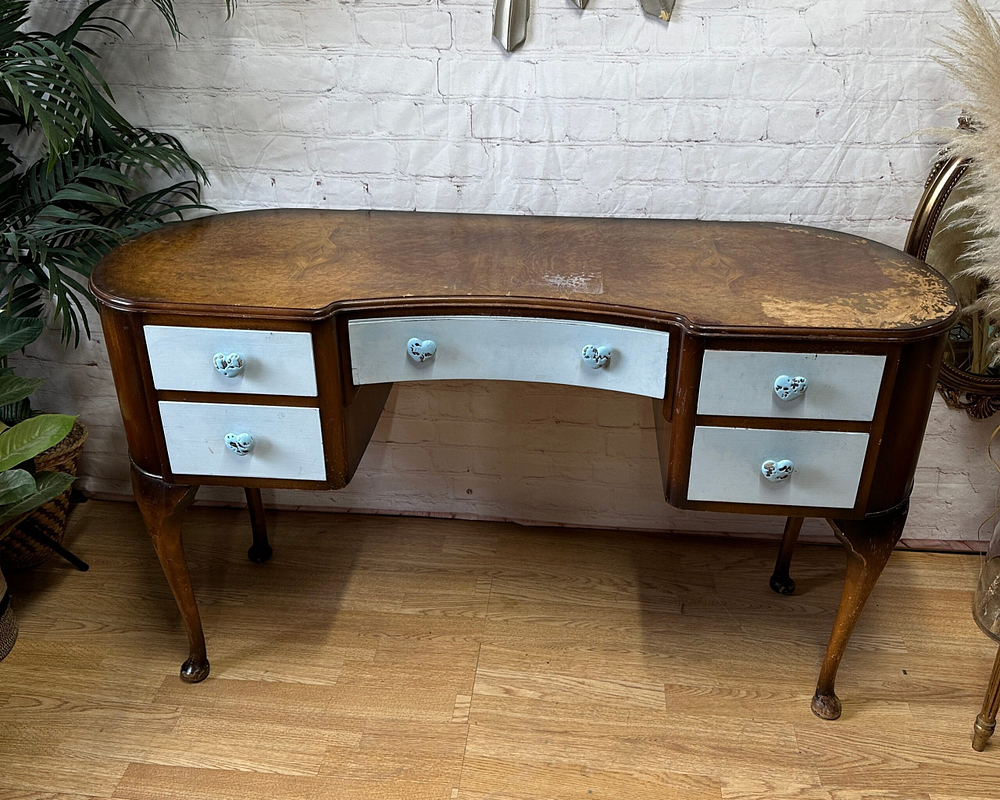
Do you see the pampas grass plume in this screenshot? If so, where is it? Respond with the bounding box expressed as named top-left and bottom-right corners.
top-left (935, 0), bottom-right (1000, 363)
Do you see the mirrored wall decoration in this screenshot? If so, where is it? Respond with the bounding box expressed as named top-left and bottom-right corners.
top-left (493, 0), bottom-right (530, 52)
top-left (640, 0), bottom-right (676, 23)
top-left (904, 120), bottom-right (1000, 419)
top-left (492, 0), bottom-right (675, 53)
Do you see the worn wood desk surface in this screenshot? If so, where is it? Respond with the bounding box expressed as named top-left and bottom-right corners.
top-left (93, 209), bottom-right (956, 334)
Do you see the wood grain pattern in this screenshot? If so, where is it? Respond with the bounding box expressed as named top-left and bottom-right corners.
top-left (1, 500), bottom-right (998, 799)
top-left (91, 210), bottom-right (957, 335)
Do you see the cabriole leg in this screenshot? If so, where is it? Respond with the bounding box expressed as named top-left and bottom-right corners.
top-left (245, 488), bottom-right (272, 564)
top-left (812, 501), bottom-right (908, 720)
top-left (973, 644), bottom-right (1000, 751)
top-left (770, 516), bottom-right (803, 595)
top-left (130, 463), bottom-right (207, 683)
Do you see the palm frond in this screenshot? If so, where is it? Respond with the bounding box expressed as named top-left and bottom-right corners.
top-left (1, 37), bottom-right (97, 160)
top-left (1, 0), bottom-right (226, 344)
top-left (0, 1), bottom-right (28, 51)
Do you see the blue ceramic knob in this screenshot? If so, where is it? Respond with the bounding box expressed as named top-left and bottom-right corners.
top-left (774, 375), bottom-right (808, 401)
top-left (761, 459), bottom-right (794, 482)
top-left (214, 352), bottom-right (245, 378)
top-left (225, 432), bottom-right (254, 456)
top-left (407, 338), bottom-right (437, 363)
top-left (582, 344), bottom-right (612, 369)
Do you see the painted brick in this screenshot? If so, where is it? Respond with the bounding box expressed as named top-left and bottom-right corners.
top-left (300, 5), bottom-right (355, 49)
top-left (242, 53), bottom-right (338, 93)
top-left (356, 10), bottom-right (405, 48)
top-left (404, 9), bottom-right (453, 49)
top-left (309, 139), bottom-right (397, 174)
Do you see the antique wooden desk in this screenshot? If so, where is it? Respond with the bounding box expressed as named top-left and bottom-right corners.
top-left (91, 210), bottom-right (957, 721)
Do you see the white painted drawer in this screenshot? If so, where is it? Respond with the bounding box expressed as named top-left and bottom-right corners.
top-left (687, 426), bottom-right (869, 509)
top-left (159, 401), bottom-right (326, 481)
top-left (697, 351), bottom-right (886, 422)
top-left (144, 326), bottom-right (317, 396)
top-left (349, 316), bottom-right (670, 399)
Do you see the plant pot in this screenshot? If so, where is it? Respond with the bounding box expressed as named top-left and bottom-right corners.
top-left (0, 419), bottom-right (87, 571)
top-left (0, 566), bottom-right (16, 661)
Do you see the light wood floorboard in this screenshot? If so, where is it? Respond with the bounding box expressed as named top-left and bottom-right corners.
top-left (0, 500), bottom-right (998, 799)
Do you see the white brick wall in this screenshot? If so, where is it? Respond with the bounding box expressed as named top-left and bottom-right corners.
top-left (19, 0), bottom-right (1000, 543)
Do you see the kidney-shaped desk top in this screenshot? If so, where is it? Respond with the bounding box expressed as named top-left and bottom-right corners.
top-left (93, 208), bottom-right (955, 332)
top-left (92, 209), bottom-right (957, 722)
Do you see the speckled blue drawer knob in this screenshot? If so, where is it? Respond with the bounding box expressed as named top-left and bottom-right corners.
top-left (225, 432), bottom-right (254, 456)
top-left (214, 352), bottom-right (245, 377)
top-left (774, 375), bottom-right (808, 400)
top-left (407, 338), bottom-right (436, 363)
top-left (582, 344), bottom-right (612, 369)
top-left (761, 459), bottom-right (794, 482)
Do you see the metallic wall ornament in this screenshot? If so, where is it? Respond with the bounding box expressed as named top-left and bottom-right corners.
top-left (640, 0), bottom-right (676, 23)
top-left (493, 0), bottom-right (674, 53)
top-left (493, 0), bottom-right (530, 53)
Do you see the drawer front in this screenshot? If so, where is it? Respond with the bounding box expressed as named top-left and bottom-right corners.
top-left (159, 401), bottom-right (326, 481)
top-left (145, 326), bottom-right (317, 396)
top-left (697, 351), bottom-right (886, 422)
top-left (687, 426), bottom-right (869, 509)
top-left (349, 316), bottom-right (670, 399)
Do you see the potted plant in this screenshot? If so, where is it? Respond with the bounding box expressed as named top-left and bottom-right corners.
top-left (0, 316), bottom-right (75, 660)
top-left (0, 316), bottom-right (86, 569)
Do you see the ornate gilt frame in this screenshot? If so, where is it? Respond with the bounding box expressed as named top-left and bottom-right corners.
top-left (904, 154), bottom-right (1000, 419)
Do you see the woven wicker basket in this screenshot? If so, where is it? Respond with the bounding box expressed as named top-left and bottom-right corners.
top-left (0, 568), bottom-right (16, 661)
top-left (0, 419), bottom-right (87, 571)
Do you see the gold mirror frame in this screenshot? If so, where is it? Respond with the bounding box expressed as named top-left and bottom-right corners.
top-left (904, 154), bottom-right (1000, 418)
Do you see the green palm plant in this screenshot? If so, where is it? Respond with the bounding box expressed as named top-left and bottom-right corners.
top-left (1, 0), bottom-right (233, 345)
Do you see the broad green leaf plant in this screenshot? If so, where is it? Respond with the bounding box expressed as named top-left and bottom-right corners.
top-left (1, 0), bottom-right (234, 345)
top-left (0, 315), bottom-right (75, 541)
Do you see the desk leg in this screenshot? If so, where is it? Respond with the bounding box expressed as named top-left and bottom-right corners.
top-left (131, 464), bottom-right (207, 683)
top-left (770, 517), bottom-right (803, 595)
top-left (812, 501), bottom-right (907, 720)
top-left (973, 644), bottom-right (1000, 751)
top-left (245, 488), bottom-right (272, 564)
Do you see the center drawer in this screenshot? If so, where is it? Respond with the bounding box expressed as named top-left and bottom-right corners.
top-left (348, 316), bottom-right (671, 399)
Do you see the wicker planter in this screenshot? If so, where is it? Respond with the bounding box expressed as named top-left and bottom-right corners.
top-left (0, 566), bottom-right (16, 661)
top-left (0, 419), bottom-right (87, 571)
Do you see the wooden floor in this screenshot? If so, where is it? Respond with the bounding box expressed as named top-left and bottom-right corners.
top-left (1, 500), bottom-right (999, 799)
